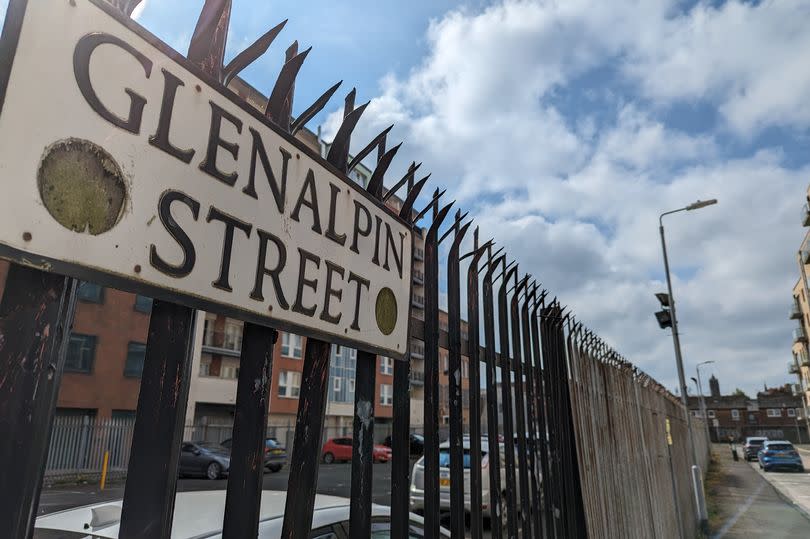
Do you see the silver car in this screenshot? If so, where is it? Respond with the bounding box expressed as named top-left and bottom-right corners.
top-left (409, 437), bottom-right (517, 522)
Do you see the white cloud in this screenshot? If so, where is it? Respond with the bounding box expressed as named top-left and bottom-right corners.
top-left (131, 0), bottom-right (147, 20)
top-left (320, 0), bottom-right (810, 394)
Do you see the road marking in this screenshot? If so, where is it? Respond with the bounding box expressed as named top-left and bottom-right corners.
top-left (711, 480), bottom-right (766, 539)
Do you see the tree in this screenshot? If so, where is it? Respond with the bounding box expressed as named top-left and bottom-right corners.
top-left (732, 388), bottom-right (748, 398)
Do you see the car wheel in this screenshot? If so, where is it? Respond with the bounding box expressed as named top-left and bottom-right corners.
top-left (763, 466), bottom-right (770, 473)
top-left (269, 464), bottom-right (282, 473)
top-left (323, 452), bottom-right (334, 464)
top-left (206, 462), bottom-right (222, 480)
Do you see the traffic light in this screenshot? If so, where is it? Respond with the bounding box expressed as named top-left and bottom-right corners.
top-left (654, 293), bottom-right (672, 329)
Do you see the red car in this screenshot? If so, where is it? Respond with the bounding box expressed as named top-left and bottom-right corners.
top-left (322, 437), bottom-right (392, 464)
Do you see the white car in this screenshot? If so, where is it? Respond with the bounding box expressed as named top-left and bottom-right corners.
top-left (409, 437), bottom-right (527, 523)
top-left (34, 490), bottom-right (449, 538)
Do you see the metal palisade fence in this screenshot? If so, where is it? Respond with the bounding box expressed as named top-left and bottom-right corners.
top-left (0, 1), bottom-right (710, 539)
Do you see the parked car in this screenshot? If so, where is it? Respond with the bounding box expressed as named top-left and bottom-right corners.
top-left (179, 442), bottom-right (230, 480)
top-left (220, 437), bottom-right (287, 473)
top-left (321, 437), bottom-right (392, 464)
top-left (743, 436), bottom-right (768, 461)
top-left (383, 433), bottom-right (425, 456)
top-left (757, 440), bottom-right (805, 472)
top-left (34, 490), bottom-right (450, 538)
top-left (409, 437), bottom-right (517, 526)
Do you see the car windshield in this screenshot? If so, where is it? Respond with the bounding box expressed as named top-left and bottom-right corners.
top-left (766, 444), bottom-right (793, 451)
top-left (747, 439), bottom-right (766, 445)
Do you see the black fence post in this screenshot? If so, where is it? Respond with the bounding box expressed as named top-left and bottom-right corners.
top-left (222, 322), bottom-right (276, 539)
top-left (447, 218), bottom-right (470, 538)
top-left (424, 202), bottom-right (453, 539)
top-left (510, 276), bottom-right (532, 539)
top-left (119, 299), bottom-right (196, 539)
top-left (498, 263), bottom-right (519, 538)
top-left (0, 265), bottom-right (76, 538)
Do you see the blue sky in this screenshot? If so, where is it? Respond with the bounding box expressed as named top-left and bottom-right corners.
top-left (3, 0), bottom-right (810, 397)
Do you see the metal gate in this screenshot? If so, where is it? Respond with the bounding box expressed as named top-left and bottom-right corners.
top-left (0, 1), bottom-right (708, 538)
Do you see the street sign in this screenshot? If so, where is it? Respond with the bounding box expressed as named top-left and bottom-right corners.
top-left (0, 0), bottom-right (411, 358)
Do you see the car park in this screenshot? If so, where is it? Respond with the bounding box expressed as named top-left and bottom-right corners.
top-left (34, 490), bottom-right (450, 538)
top-left (321, 437), bottom-right (393, 464)
top-left (220, 437), bottom-right (287, 473)
top-left (757, 440), bottom-right (805, 472)
top-left (743, 436), bottom-right (768, 461)
top-left (178, 442), bottom-right (231, 480)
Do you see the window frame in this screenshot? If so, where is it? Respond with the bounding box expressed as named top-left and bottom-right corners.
top-left (65, 333), bottom-right (97, 373)
top-left (134, 294), bottom-right (153, 313)
top-left (767, 408), bottom-right (782, 418)
top-left (380, 383), bottom-right (393, 406)
top-left (278, 370), bottom-right (302, 398)
top-left (76, 281), bottom-right (104, 303)
top-left (123, 341), bottom-right (147, 378)
top-left (281, 333), bottom-right (303, 359)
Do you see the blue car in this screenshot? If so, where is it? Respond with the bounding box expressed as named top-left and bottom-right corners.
top-left (757, 440), bottom-right (805, 472)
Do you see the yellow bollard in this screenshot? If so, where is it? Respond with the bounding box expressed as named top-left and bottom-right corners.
top-left (100, 450), bottom-right (109, 491)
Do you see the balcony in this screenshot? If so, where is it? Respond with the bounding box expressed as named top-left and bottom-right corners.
top-left (412, 294), bottom-right (425, 309)
top-left (789, 362), bottom-right (800, 375)
top-left (414, 247), bottom-right (425, 261)
top-left (791, 300), bottom-right (803, 320)
top-left (409, 369), bottom-right (425, 386)
top-left (201, 329), bottom-right (243, 357)
top-left (794, 327), bottom-right (807, 343)
top-left (803, 203), bottom-right (810, 227)
top-left (410, 342), bottom-right (425, 359)
top-left (413, 269), bottom-right (424, 285)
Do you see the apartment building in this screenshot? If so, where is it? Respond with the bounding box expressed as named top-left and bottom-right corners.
top-left (789, 188), bottom-right (810, 418)
top-left (687, 377), bottom-right (808, 443)
top-left (0, 262), bottom-right (151, 421)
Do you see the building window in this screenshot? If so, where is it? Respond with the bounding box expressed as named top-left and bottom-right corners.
top-left (134, 295), bottom-right (152, 313)
top-left (381, 357), bottom-right (394, 375)
top-left (767, 409), bottom-right (782, 418)
top-left (203, 317), bottom-right (215, 346)
top-left (462, 359), bottom-right (468, 379)
top-left (693, 410), bottom-right (703, 418)
top-left (350, 348), bottom-right (357, 360)
top-left (124, 342), bottom-right (146, 378)
top-left (731, 409), bottom-right (740, 421)
top-left (278, 371), bottom-right (301, 398)
top-left (199, 355), bottom-right (211, 376)
top-left (221, 363), bottom-right (239, 380)
top-left (707, 410), bottom-right (715, 419)
top-left (334, 345), bottom-right (342, 356)
top-left (65, 334), bottom-right (96, 373)
top-left (380, 384), bottom-right (393, 406)
top-left (349, 378), bottom-right (355, 393)
top-left (223, 320), bottom-right (243, 351)
top-left (334, 376), bottom-right (342, 393)
top-left (281, 333), bottom-right (302, 358)
top-left (788, 408), bottom-right (796, 417)
top-left (77, 281), bottom-right (104, 303)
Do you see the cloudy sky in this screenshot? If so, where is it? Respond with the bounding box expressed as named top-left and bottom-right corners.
top-left (3, 0), bottom-right (809, 396)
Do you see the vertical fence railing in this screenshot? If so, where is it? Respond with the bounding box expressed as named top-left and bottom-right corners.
top-left (0, 2), bottom-right (711, 539)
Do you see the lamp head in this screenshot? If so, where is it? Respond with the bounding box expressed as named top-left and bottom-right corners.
top-left (686, 199), bottom-right (718, 211)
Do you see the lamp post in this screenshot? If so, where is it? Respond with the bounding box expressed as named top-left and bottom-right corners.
top-left (696, 360), bottom-right (715, 442)
top-left (658, 198), bottom-right (717, 534)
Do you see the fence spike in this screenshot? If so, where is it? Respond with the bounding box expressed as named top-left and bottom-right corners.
top-left (348, 126), bottom-right (394, 174)
top-left (187, 0), bottom-right (231, 79)
top-left (290, 81), bottom-right (342, 136)
top-left (326, 97), bottom-right (370, 173)
top-left (222, 19), bottom-right (287, 85)
top-left (383, 162), bottom-right (420, 203)
top-left (399, 174), bottom-right (430, 220)
top-left (265, 44), bottom-right (311, 126)
top-left (367, 143), bottom-right (402, 198)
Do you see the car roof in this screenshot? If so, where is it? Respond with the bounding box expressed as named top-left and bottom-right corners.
top-left (35, 490), bottom-right (373, 539)
top-left (763, 440), bottom-right (792, 445)
top-left (745, 437), bottom-right (767, 441)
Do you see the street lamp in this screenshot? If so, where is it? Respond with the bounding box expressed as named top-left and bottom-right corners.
top-left (696, 360), bottom-right (715, 442)
top-left (657, 198), bottom-right (718, 534)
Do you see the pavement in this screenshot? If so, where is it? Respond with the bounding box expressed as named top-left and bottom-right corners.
top-left (708, 445), bottom-right (810, 538)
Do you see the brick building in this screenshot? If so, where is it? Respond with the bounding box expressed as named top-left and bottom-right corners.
top-left (687, 376), bottom-right (808, 443)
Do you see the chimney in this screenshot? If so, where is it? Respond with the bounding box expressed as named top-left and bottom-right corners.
top-left (709, 375), bottom-right (720, 398)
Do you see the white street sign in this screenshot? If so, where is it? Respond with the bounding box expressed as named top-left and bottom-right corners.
top-left (0, 0), bottom-right (412, 358)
